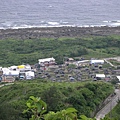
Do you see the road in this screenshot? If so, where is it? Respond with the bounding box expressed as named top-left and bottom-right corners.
top-left (95, 89), bottom-right (120, 120)
top-left (104, 59), bottom-right (114, 67)
top-left (104, 56), bottom-right (120, 62)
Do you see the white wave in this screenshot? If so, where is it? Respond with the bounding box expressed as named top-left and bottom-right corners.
top-left (47, 22), bottom-right (60, 25)
top-left (0, 27), bottom-right (5, 29)
top-left (110, 23), bottom-right (120, 26)
top-left (11, 25), bottom-right (38, 29)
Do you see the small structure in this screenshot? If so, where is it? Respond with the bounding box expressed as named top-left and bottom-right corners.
top-left (9, 66), bottom-right (18, 70)
top-left (38, 57), bottom-right (56, 71)
top-left (116, 76), bottom-right (120, 81)
top-left (0, 69), bottom-right (3, 76)
top-left (96, 74), bottom-right (105, 80)
top-left (65, 58), bottom-right (74, 65)
top-left (69, 76), bottom-right (75, 82)
top-left (77, 60), bottom-right (90, 66)
top-left (17, 64), bottom-right (31, 72)
top-left (2, 75), bottom-right (15, 82)
top-left (113, 69), bottom-right (120, 75)
top-left (17, 65), bottom-right (25, 69)
top-left (90, 60), bottom-right (104, 64)
top-left (19, 72), bottom-right (26, 80)
top-left (38, 57), bottom-right (55, 66)
top-left (25, 71), bottom-right (35, 80)
top-left (2, 68), bottom-right (10, 75)
top-left (2, 68), bottom-right (19, 77)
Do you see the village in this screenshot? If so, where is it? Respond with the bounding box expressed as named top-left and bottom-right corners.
top-left (0, 56), bottom-right (120, 83)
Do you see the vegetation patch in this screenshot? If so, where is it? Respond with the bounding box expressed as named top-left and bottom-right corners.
top-left (0, 35), bottom-right (120, 66)
top-left (0, 80), bottom-right (114, 120)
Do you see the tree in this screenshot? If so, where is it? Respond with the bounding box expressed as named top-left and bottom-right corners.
top-left (23, 96), bottom-right (78, 120)
top-left (23, 96), bottom-right (47, 120)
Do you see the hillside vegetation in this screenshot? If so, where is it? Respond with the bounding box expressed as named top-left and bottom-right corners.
top-left (0, 35), bottom-right (120, 66)
top-left (0, 80), bottom-right (114, 120)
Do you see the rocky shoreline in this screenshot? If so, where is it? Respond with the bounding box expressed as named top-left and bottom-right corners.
top-left (0, 26), bottom-right (120, 39)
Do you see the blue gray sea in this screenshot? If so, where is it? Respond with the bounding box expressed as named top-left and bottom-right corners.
top-left (0, 0), bottom-right (120, 29)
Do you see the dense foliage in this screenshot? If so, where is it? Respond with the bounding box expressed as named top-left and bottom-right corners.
top-left (0, 35), bottom-right (120, 66)
top-left (0, 80), bottom-right (114, 120)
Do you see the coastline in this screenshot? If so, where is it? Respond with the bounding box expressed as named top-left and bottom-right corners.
top-left (0, 26), bottom-right (120, 39)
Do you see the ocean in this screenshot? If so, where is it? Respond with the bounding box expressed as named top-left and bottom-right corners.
top-left (0, 0), bottom-right (120, 29)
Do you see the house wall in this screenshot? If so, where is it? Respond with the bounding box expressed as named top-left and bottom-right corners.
top-left (2, 76), bottom-right (15, 82)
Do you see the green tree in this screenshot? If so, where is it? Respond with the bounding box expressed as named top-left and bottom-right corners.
top-left (23, 96), bottom-right (47, 120)
top-left (23, 96), bottom-right (78, 120)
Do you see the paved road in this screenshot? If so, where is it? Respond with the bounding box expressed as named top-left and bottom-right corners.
top-left (95, 89), bottom-right (120, 120)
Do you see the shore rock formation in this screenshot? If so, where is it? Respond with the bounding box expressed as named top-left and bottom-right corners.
top-left (0, 26), bottom-right (120, 39)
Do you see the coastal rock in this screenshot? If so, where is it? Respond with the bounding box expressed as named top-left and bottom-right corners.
top-left (0, 26), bottom-right (120, 39)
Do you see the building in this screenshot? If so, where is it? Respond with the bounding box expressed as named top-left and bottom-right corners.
top-left (116, 76), bottom-right (120, 81)
top-left (90, 60), bottom-right (104, 64)
top-left (2, 68), bottom-right (19, 77)
top-left (2, 75), bottom-right (15, 82)
top-left (113, 69), bottom-right (120, 75)
top-left (77, 60), bottom-right (90, 66)
top-left (96, 74), bottom-right (105, 80)
top-left (38, 57), bottom-right (56, 67)
top-left (17, 64), bottom-right (31, 72)
top-left (25, 71), bottom-right (35, 80)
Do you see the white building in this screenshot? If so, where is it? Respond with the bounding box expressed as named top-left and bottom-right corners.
top-left (96, 74), bottom-right (105, 80)
top-left (2, 67), bottom-right (19, 76)
top-left (25, 71), bottom-right (35, 80)
top-left (90, 60), bottom-right (104, 64)
top-left (38, 57), bottom-right (56, 66)
top-left (117, 76), bottom-right (120, 81)
top-left (96, 74), bottom-right (105, 78)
